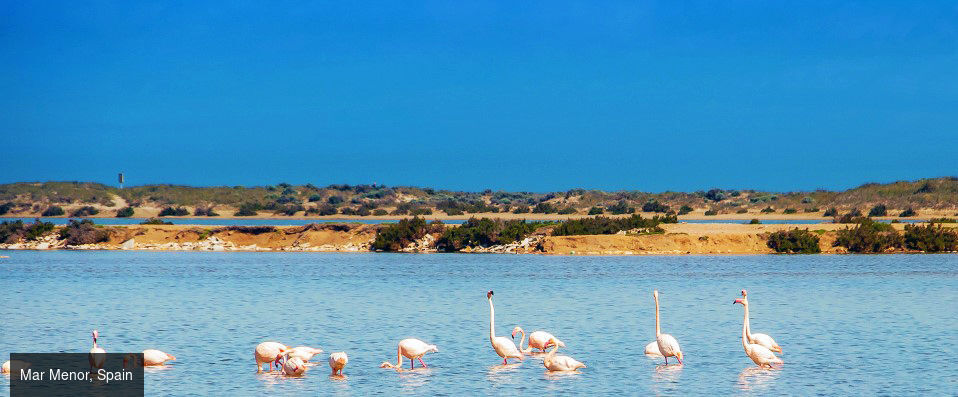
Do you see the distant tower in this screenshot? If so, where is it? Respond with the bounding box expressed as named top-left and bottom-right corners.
top-left (118, 173), bottom-right (125, 189)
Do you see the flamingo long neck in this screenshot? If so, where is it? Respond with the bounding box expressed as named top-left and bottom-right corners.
top-left (743, 298), bottom-right (754, 341)
top-left (548, 341), bottom-right (559, 357)
top-left (741, 302), bottom-right (750, 352)
top-left (389, 345), bottom-right (403, 368)
top-left (517, 329), bottom-right (527, 351)
top-left (654, 294), bottom-right (661, 336)
top-left (488, 298), bottom-right (496, 343)
top-left (92, 337), bottom-right (98, 349)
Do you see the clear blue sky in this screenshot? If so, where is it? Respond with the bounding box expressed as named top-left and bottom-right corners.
top-left (2, 1), bottom-right (956, 192)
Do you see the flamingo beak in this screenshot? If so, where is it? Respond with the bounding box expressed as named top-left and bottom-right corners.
top-left (733, 298), bottom-right (743, 305)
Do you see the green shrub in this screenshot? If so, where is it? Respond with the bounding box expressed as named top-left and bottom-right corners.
top-left (642, 201), bottom-right (670, 213)
top-left (899, 208), bottom-right (917, 217)
top-left (276, 204), bottom-right (305, 216)
top-left (678, 205), bottom-right (693, 215)
top-left (557, 207), bottom-right (577, 215)
top-left (308, 194), bottom-right (322, 202)
top-left (512, 205), bottom-right (530, 214)
top-left (783, 208), bottom-right (798, 214)
top-left (371, 217), bottom-right (444, 251)
top-left (551, 214), bottom-right (676, 236)
top-left (801, 196), bottom-right (814, 204)
top-left (823, 208), bottom-right (838, 217)
top-left (194, 207), bottom-right (219, 216)
top-left (868, 204), bottom-right (888, 217)
top-left (736, 208), bottom-right (748, 214)
top-left (704, 209), bottom-right (718, 216)
top-left (0, 202), bottom-right (14, 215)
top-left (234, 202), bottom-right (261, 216)
top-left (532, 202), bottom-right (558, 214)
top-left (903, 223), bottom-right (958, 252)
top-left (705, 189), bottom-right (727, 202)
top-left (158, 207), bottom-right (189, 216)
top-left (214, 225), bottom-right (276, 235)
top-left (68, 206), bottom-right (99, 217)
top-left (588, 207), bottom-right (604, 215)
top-left (0, 219), bottom-right (56, 243)
top-left (928, 217), bottom-right (956, 223)
top-left (834, 218), bottom-right (903, 253)
top-left (444, 208), bottom-right (464, 216)
top-left (804, 207), bottom-right (819, 213)
top-left (891, 219), bottom-right (901, 224)
top-left (116, 207), bottom-right (135, 217)
top-left (608, 200), bottom-right (635, 215)
top-left (373, 209), bottom-right (388, 216)
top-left (767, 229), bottom-right (821, 254)
top-left (760, 207), bottom-right (775, 213)
top-left (436, 218), bottom-right (541, 251)
top-left (410, 207), bottom-right (433, 216)
top-left (317, 204), bottom-right (337, 216)
top-left (59, 219), bottom-right (110, 245)
top-left (327, 196), bottom-right (344, 205)
top-left (42, 206), bottom-right (65, 216)
top-left (749, 219), bottom-right (761, 224)
top-left (140, 217), bottom-right (172, 225)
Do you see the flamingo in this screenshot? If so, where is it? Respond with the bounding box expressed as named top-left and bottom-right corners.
top-left (487, 291), bottom-right (522, 364)
top-left (740, 290), bottom-right (782, 353)
top-left (511, 327), bottom-right (564, 353)
top-left (542, 337), bottom-right (586, 372)
top-left (644, 341), bottom-right (662, 356)
top-left (287, 346), bottom-right (324, 363)
top-left (734, 297), bottom-right (783, 368)
top-left (123, 349), bottom-right (176, 367)
top-left (328, 352), bottom-right (348, 376)
top-left (2, 360), bottom-right (29, 374)
top-left (89, 330), bottom-right (106, 370)
top-left (379, 339), bottom-right (438, 369)
top-left (1, 360), bottom-right (8, 374)
top-left (254, 342), bottom-right (290, 373)
top-left (280, 353), bottom-right (307, 376)
top-left (652, 290), bottom-right (684, 365)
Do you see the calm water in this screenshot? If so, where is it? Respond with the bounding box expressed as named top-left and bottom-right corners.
top-left (1, 252), bottom-right (956, 395)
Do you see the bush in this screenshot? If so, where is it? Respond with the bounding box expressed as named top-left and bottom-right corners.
top-left (749, 219), bottom-right (761, 224)
top-left (0, 219), bottom-right (56, 243)
top-left (436, 218), bottom-right (541, 251)
top-left (512, 205), bottom-right (530, 214)
top-left (276, 204), bottom-right (305, 216)
top-left (736, 208), bottom-right (748, 214)
top-left (194, 206), bottom-right (219, 216)
top-left (532, 202), bottom-right (558, 214)
top-left (59, 219), bottom-right (110, 245)
top-left (928, 217), bottom-right (956, 223)
top-left (899, 208), bottom-right (917, 217)
top-left (140, 217), bottom-right (172, 225)
top-left (371, 217), bottom-right (444, 251)
top-left (588, 207), bottom-right (604, 215)
top-left (678, 205), bottom-right (693, 215)
top-left (783, 208), bottom-right (798, 214)
top-left (704, 209), bottom-right (718, 216)
top-left (42, 206), bottom-right (65, 216)
top-left (834, 218), bottom-right (903, 253)
top-left (410, 207), bottom-right (433, 216)
top-left (868, 204), bottom-right (888, 217)
top-left (823, 208), bottom-right (838, 217)
top-left (158, 207), bottom-right (189, 216)
top-left (804, 207), bottom-right (819, 213)
top-left (557, 207), bottom-right (577, 215)
top-left (327, 196), bottom-right (344, 205)
top-left (234, 202), bottom-right (261, 216)
top-left (0, 202), bottom-right (12, 216)
top-left (68, 206), bottom-right (98, 217)
top-left (767, 229), bottom-right (821, 254)
top-left (308, 194), bottom-right (322, 202)
top-left (551, 214), bottom-right (676, 236)
top-left (317, 204), bottom-right (338, 216)
top-left (444, 208), bottom-right (464, 216)
top-left (608, 200), bottom-right (635, 215)
top-left (373, 209), bottom-right (388, 216)
top-left (642, 200), bottom-right (671, 213)
top-left (116, 207), bottom-right (135, 217)
top-left (214, 225), bottom-right (276, 235)
top-left (760, 207), bottom-right (775, 214)
top-left (903, 223), bottom-right (958, 252)
top-left (705, 189), bottom-right (726, 202)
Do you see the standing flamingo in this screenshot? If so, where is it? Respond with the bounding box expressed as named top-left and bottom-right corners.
top-left (740, 290), bottom-right (782, 353)
top-left (487, 291), bottom-right (522, 364)
top-left (511, 327), bottom-right (564, 353)
top-left (328, 352), bottom-right (348, 376)
top-left (254, 342), bottom-right (290, 373)
top-left (652, 290), bottom-right (684, 365)
top-left (542, 337), bottom-right (586, 371)
top-left (379, 339), bottom-right (438, 369)
top-left (734, 297), bottom-right (783, 368)
top-left (89, 330), bottom-right (106, 369)
top-left (644, 341), bottom-right (662, 356)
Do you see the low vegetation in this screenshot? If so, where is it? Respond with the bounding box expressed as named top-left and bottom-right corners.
top-left (59, 219), bottom-right (109, 245)
top-left (0, 219), bottom-right (56, 243)
top-left (41, 206), bottom-right (65, 216)
top-left (436, 218), bottom-right (544, 251)
top-left (371, 217), bottom-right (445, 251)
top-left (833, 218), bottom-right (903, 253)
top-left (903, 223), bottom-right (958, 252)
top-left (767, 229), bottom-right (821, 254)
top-left (140, 217), bottom-right (172, 225)
top-left (551, 214), bottom-right (676, 236)
top-left (70, 206), bottom-right (100, 217)
top-left (158, 207), bottom-right (189, 216)
top-left (868, 204), bottom-right (888, 217)
top-left (898, 208), bottom-right (917, 217)
top-left (116, 207), bottom-right (135, 217)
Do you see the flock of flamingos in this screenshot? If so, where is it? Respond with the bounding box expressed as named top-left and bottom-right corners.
top-left (1, 289), bottom-right (783, 379)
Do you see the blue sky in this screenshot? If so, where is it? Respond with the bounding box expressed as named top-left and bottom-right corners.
top-left (2, 1), bottom-right (956, 192)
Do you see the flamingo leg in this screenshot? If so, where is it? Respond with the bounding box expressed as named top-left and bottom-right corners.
top-left (410, 358), bottom-right (414, 369)
top-left (418, 358), bottom-right (427, 368)
top-left (664, 356), bottom-right (668, 364)
top-left (503, 358), bottom-right (508, 365)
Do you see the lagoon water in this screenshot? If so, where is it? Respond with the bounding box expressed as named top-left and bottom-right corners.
top-left (1, 252), bottom-right (955, 395)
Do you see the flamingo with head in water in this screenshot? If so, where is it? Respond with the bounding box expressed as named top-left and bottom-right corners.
top-left (254, 341), bottom-right (290, 373)
top-left (652, 290), bottom-right (684, 365)
top-left (379, 339), bottom-right (438, 369)
top-left (487, 291), bottom-right (522, 364)
top-left (542, 337), bottom-right (586, 372)
top-left (511, 327), bottom-right (564, 354)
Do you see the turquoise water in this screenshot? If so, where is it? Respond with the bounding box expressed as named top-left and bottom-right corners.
top-left (1, 252), bottom-right (956, 395)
